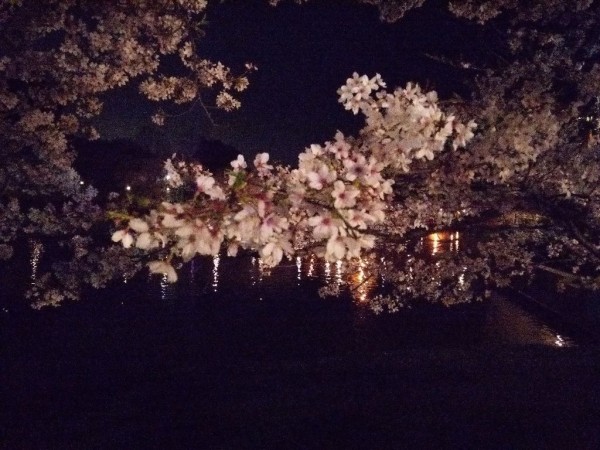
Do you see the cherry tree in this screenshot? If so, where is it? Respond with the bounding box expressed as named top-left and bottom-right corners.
top-left (0, 0), bottom-right (252, 306)
top-left (114, 0), bottom-right (600, 312)
top-left (3, 0), bottom-right (600, 309)
top-left (111, 75), bottom-right (475, 277)
top-left (360, 0), bottom-right (600, 309)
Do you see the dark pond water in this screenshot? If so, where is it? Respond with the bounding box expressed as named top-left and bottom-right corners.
top-left (3, 233), bottom-right (588, 353)
top-left (4, 236), bottom-right (600, 448)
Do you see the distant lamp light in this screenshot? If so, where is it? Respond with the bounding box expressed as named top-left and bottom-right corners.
top-left (126, 185), bottom-right (131, 192)
top-left (554, 335), bottom-right (565, 347)
top-left (166, 187), bottom-right (171, 192)
top-left (165, 174), bottom-right (171, 181)
top-left (79, 181), bottom-right (84, 186)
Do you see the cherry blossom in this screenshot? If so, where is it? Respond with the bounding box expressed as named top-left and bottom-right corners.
top-left (306, 164), bottom-right (337, 190)
top-left (148, 260), bottom-right (178, 283)
top-left (331, 180), bottom-right (360, 209)
top-left (5, 0), bottom-right (600, 309)
top-left (112, 74), bottom-right (477, 279)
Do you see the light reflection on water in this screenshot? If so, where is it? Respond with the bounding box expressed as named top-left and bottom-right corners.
top-left (160, 273), bottom-right (176, 301)
top-left (212, 255), bottom-right (220, 292)
top-left (25, 239), bottom-right (579, 348)
top-left (484, 294), bottom-right (577, 347)
top-left (189, 251), bottom-right (578, 347)
top-left (424, 231), bottom-right (460, 256)
top-left (296, 256), bottom-right (302, 284)
top-left (29, 240), bottom-right (43, 283)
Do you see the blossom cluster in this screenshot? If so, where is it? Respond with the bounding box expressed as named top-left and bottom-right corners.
top-left (112, 75), bottom-right (476, 281)
top-left (338, 73), bottom-right (476, 172)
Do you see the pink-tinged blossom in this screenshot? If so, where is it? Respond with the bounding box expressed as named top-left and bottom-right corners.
top-left (175, 221), bottom-right (223, 258)
top-left (287, 182), bottom-right (307, 208)
top-left (174, 222), bottom-right (201, 260)
top-left (343, 209), bottom-right (370, 229)
top-left (298, 145), bottom-right (326, 174)
top-left (196, 174), bottom-right (215, 193)
top-left (256, 199), bottom-right (267, 218)
top-left (207, 186), bottom-right (226, 201)
top-left (260, 236), bottom-right (292, 267)
top-left (332, 180), bottom-right (360, 209)
top-left (308, 213), bottom-right (342, 239)
top-left (233, 205), bottom-right (256, 223)
top-left (344, 234), bottom-right (376, 259)
top-left (135, 232), bottom-right (153, 250)
top-left (148, 261), bottom-right (178, 283)
top-left (378, 180), bottom-right (394, 199)
top-left (306, 164), bottom-right (336, 190)
top-left (230, 206), bottom-right (260, 242)
top-left (343, 154), bottom-right (368, 181)
top-left (254, 152), bottom-right (273, 176)
top-left (337, 73), bottom-right (386, 114)
top-left (326, 236), bottom-right (346, 260)
top-left (231, 154), bottom-right (247, 171)
top-left (327, 132), bottom-right (351, 160)
top-left (260, 213), bottom-right (288, 240)
top-left (196, 227), bottom-right (224, 256)
top-left (453, 120), bottom-right (477, 150)
top-left (363, 157), bottom-right (385, 187)
top-left (260, 241), bottom-right (283, 266)
top-left (160, 202), bottom-right (186, 228)
top-left (414, 145), bottom-right (435, 161)
top-left (196, 174), bottom-right (225, 200)
top-left (308, 144), bottom-right (325, 157)
top-left (366, 201), bottom-right (386, 222)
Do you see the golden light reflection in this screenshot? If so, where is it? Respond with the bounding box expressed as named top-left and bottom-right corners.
top-left (348, 257), bottom-right (377, 303)
top-left (429, 232), bottom-right (440, 255)
top-left (426, 231), bottom-right (461, 256)
top-left (293, 255), bottom-right (378, 302)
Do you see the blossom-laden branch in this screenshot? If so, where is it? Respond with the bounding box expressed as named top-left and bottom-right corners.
top-left (112, 75), bottom-right (476, 281)
top-left (0, 0), bottom-right (256, 306)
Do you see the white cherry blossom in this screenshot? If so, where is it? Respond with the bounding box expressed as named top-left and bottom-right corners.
top-left (331, 180), bottom-right (360, 209)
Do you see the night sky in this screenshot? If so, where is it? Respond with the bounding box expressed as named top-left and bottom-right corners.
top-left (98, 0), bottom-right (488, 164)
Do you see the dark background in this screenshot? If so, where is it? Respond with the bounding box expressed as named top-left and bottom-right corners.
top-left (96, 0), bottom-right (489, 164)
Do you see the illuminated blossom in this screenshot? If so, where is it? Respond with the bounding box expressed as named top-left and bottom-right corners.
top-left (111, 229), bottom-right (134, 248)
top-left (332, 180), bottom-right (360, 209)
top-left (306, 164), bottom-right (336, 190)
top-left (148, 261), bottom-right (178, 283)
top-left (308, 213), bottom-right (342, 239)
top-left (231, 154), bottom-right (247, 171)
